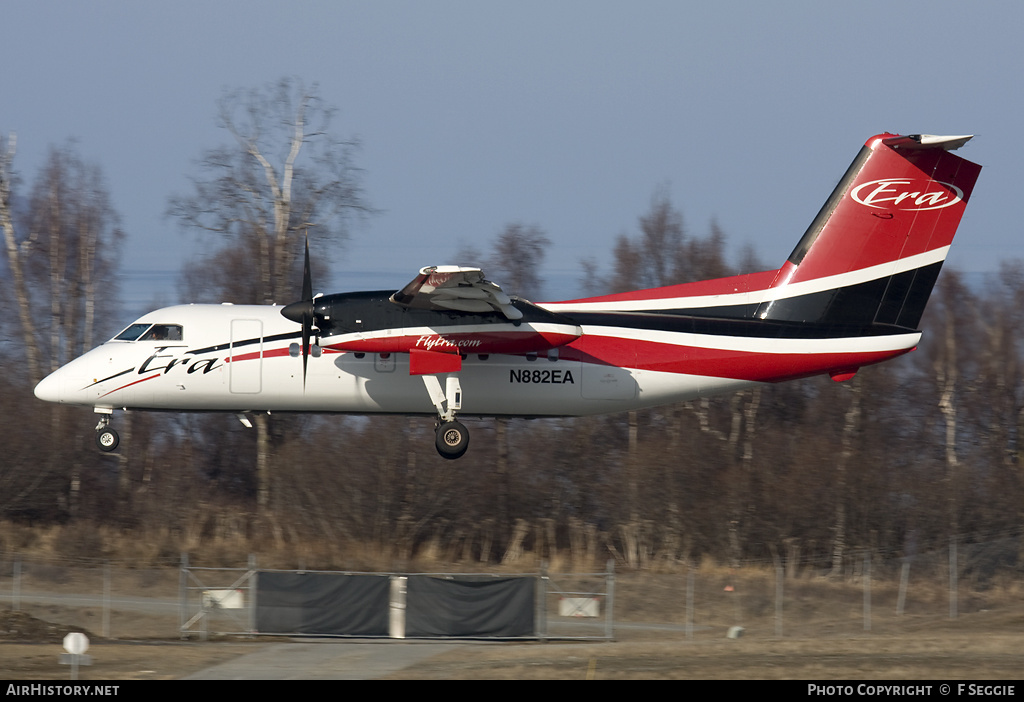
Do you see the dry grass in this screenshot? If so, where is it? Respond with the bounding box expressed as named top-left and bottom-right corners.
top-left (0, 519), bottom-right (598, 574)
top-left (2, 520), bottom-right (1023, 679)
top-left (384, 630), bottom-right (1024, 680)
top-left (2, 600), bottom-right (1023, 680)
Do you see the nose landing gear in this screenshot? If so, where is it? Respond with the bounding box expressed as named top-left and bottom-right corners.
top-left (95, 414), bottom-right (119, 452)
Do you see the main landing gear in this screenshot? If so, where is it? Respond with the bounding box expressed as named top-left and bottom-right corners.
top-left (422, 375), bottom-right (469, 459)
top-left (435, 420), bottom-right (469, 460)
top-left (95, 412), bottom-right (119, 452)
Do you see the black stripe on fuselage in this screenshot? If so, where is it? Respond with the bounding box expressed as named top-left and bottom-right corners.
top-left (187, 331), bottom-right (301, 357)
top-left (314, 291), bottom-right (577, 336)
top-left (84, 367), bottom-right (135, 388)
top-left (565, 262), bottom-right (943, 339)
top-left (210, 264), bottom-right (940, 349)
top-left (755, 262), bottom-right (943, 329)
top-left (565, 310), bottom-right (912, 340)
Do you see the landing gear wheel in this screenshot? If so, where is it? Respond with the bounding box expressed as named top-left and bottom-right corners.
top-left (435, 420), bottom-right (469, 460)
top-left (96, 427), bottom-right (120, 452)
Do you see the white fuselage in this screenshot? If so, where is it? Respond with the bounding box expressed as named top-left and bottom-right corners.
top-left (34, 303), bottom-right (758, 418)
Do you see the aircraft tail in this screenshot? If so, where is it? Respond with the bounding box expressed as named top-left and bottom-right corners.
top-left (539, 133), bottom-right (981, 385)
top-left (755, 133), bottom-right (982, 329)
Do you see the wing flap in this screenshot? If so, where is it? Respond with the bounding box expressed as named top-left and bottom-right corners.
top-left (391, 266), bottom-right (523, 320)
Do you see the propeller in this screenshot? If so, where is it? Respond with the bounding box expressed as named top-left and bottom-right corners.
top-left (281, 237), bottom-right (317, 386)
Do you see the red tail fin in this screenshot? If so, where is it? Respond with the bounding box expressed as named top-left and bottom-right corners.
top-left (758, 134), bottom-right (982, 328)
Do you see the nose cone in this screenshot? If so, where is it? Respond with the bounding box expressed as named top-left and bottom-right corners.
top-left (34, 370), bottom-right (64, 403)
top-left (281, 299), bottom-right (314, 324)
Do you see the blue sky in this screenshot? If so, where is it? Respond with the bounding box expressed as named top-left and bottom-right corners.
top-left (2, 1), bottom-right (1019, 317)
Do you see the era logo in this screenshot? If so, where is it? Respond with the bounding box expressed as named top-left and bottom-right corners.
top-left (851, 178), bottom-right (964, 211)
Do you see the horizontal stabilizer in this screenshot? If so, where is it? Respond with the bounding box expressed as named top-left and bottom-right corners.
top-left (882, 134), bottom-right (973, 151)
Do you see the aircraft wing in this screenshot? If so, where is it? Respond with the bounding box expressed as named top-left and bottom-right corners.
top-left (390, 266), bottom-right (524, 320)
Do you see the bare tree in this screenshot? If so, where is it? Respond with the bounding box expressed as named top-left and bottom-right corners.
top-left (27, 143), bottom-right (124, 369)
top-left (167, 78), bottom-right (371, 511)
top-left (828, 376), bottom-right (861, 576)
top-left (1, 134), bottom-right (42, 385)
top-left (453, 223), bottom-right (551, 548)
top-left (604, 187), bottom-right (693, 293)
top-left (923, 273), bottom-right (979, 539)
top-left (0, 136), bottom-right (124, 519)
top-left (484, 223), bottom-right (551, 300)
top-left (168, 77), bottom-right (370, 305)
top-left (592, 189), bottom-right (759, 565)
top-left (1, 139), bottom-right (124, 373)
top-left (986, 265), bottom-right (1024, 543)
top-left (457, 222), bottom-right (551, 300)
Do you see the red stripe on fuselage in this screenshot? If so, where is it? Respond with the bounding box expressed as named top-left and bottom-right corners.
top-left (98, 372), bottom-right (161, 398)
top-left (224, 347), bottom-right (341, 363)
top-left (546, 270), bottom-right (779, 306)
top-left (561, 335), bottom-right (911, 382)
top-left (326, 330), bottom-right (580, 355)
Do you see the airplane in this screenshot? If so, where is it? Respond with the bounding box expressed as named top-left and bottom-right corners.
top-left (34, 133), bottom-right (982, 460)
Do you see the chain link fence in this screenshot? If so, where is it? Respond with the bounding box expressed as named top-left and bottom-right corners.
top-left (1, 533), bottom-right (1021, 642)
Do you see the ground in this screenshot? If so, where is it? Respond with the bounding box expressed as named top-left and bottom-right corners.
top-left (1, 603), bottom-right (1022, 680)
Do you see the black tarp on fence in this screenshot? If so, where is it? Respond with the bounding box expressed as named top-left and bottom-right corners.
top-left (255, 572), bottom-right (535, 638)
top-left (405, 576), bottom-right (535, 638)
top-left (256, 572), bottom-right (391, 635)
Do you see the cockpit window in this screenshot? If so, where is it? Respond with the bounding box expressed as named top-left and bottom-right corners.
top-left (140, 324), bottom-right (183, 341)
top-left (114, 323), bottom-right (152, 341)
top-left (113, 323), bottom-right (183, 342)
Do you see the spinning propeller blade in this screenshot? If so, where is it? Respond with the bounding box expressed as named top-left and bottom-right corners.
top-left (281, 237), bottom-right (316, 387)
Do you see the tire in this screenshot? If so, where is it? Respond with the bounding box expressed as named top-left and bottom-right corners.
top-left (435, 420), bottom-right (469, 460)
top-left (96, 427), bottom-right (120, 452)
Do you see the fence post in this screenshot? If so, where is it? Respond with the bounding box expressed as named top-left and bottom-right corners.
top-left (249, 553), bottom-right (258, 635)
top-left (896, 560), bottom-right (910, 616)
top-left (103, 560), bottom-right (111, 639)
top-left (605, 559), bottom-right (615, 641)
top-left (686, 567), bottom-right (695, 641)
top-left (775, 563), bottom-right (784, 638)
top-left (537, 560), bottom-right (547, 642)
top-left (12, 556), bottom-right (20, 611)
top-left (949, 536), bottom-right (958, 619)
top-left (179, 552), bottom-right (188, 639)
top-left (863, 552), bottom-right (871, 632)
